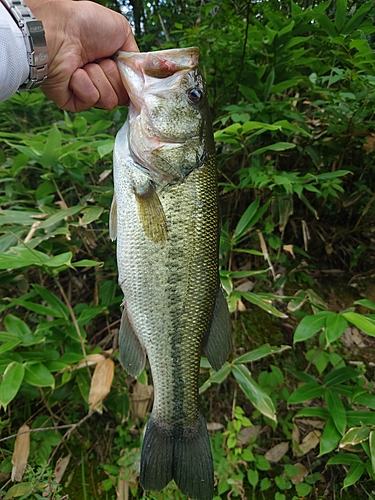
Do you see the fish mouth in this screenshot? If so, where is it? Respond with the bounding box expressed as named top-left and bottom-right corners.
top-left (115, 47), bottom-right (199, 113)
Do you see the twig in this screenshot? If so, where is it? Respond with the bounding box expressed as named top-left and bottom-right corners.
top-left (54, 276), bottom-right (88, 364)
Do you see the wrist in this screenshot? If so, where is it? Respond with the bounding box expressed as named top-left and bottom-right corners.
top-left (0, 0), bottom-right (49, 91)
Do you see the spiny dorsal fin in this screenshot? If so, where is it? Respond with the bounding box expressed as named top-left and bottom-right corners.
top-left (135, 182), bottom-right (167, 243)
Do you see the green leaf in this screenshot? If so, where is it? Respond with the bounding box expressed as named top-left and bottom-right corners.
top-left (295, 407), bottom-right (330, 419)
top-left (324, 366), bottom-right (360, 387)
top-left (255, 454), bottom-right (271, 471)
top-left (341, 1), bottom-right (373, 35)
top-left (347, 411), bottom-right (375, 427)
top-left (44, 251), bottom-right (73, 268)
top-left (320, 418), bottom-right (342, 455)
top-left (4, 482), bottom-right (33, 499)
top-left (343, 462), bottom-right (365, 488)
top-left (342, 312), bottom-right (375, 336)
top-left (73, 115), bottom-right (87, 135)
top-left (23, 363), bottom-right (55, 388)
top-left (288, 382), bottom-right (324, 404)
top-left (247, 469), bottom-right (259, 488)
top-left (200, 363), bottom-right (232, 394)
top-left (340, 426), bottom-right (371, 447)
top-left (295, 483), bottom-right (312, 497)
top-left (9, 299), bottom-right (64, 318)
top-left (239, 292), bottom-right (287, 318)
top-left (0, 247), bottom-right (48, 269)
top-left (294, 311), bottom-right (328, 343)
top-left (39, 206), bottom-right (82, 229)
top-left (4, 314), bottom-right (31, 336)
top-left (316, 13), bottom-right (338, 38)
top-left (369, 431), bottom-right (375, 473)
top-left (232, 364), bottom-right (276, 422)
top-left (335, 0), bottom-right (347, 32)
top-left (97, 139), bottom-right (114, 158)
top-left (234, 344), bottom-right (291, 364)
top-left (260, 477), bottom-right (271, 491)
top-left (32, 284), bottom-right (69, 320)
top-left (81, 206), bottom-right (104, 225)
top-left (325, 312), bottom-right (348, 346)
top-left (39, 125), bottom-right (61, 167)
top-left (0, 340), bottom-right (21, 354)
top-left (0, 362), bottom-right (25, 409)
top-left (354, 299), bottom-right (375, 311)
top-left (233, 197), bottom-right (260, 240)
top-left (251, 142), bottom-right (296, 156)
top-left (325, 391), bottom-right (346, 435)
top-left (327, 453), bottom-right (363, 466)
top-left (264, 68), bottom-right (275, 102)
top-left (72, 259), bottom-right (103, 268)
top-left (239, 84), bottom-right (260, 103)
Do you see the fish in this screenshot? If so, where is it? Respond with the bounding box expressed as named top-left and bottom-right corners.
top-left (111, 47), bottom-right (232, 500)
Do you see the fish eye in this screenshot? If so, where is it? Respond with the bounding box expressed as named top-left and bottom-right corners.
top-left (187, 88), bottom-right (202, 103)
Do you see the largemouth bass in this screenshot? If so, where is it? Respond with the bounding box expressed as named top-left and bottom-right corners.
top-left (111, 47), bottom-right (232, 500)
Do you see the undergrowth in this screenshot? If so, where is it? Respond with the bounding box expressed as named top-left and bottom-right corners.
top-left (1, 0), bottom-right (375, 498)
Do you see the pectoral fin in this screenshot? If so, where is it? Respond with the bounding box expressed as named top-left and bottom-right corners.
top-left (119, 307), bottom-right (146, 377)
top-left (203, 287), bottom-right (232, 371)
top-left (135, 182), bottom-right (167, 243)
top-left (109, 194), bottom-right (117, 241)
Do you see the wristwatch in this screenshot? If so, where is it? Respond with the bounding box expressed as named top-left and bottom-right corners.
top-left (0, 0), bottom-right (49, 91)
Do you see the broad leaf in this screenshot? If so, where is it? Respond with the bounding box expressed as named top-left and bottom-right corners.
top-left (0, 362), bottom-right (25, 409)
top-left (232, 364), bottom-right (276, 422)
top-left (320, 418), bottom-right (342, 456)
top-left (294, 311), bottom-right (328, 343)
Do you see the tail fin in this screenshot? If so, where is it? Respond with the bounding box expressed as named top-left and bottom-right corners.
top-left (140, 414), bottom-right (214, 500)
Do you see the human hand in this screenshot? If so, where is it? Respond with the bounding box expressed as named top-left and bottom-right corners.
top-left (25, 0), bottom-right (139, 111)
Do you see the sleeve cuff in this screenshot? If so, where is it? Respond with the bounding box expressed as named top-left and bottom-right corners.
top-left (0, 3), bottom-right (30, 102)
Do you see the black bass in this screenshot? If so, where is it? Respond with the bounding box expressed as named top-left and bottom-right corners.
top-left (111, 47), bottom-right (231, 500)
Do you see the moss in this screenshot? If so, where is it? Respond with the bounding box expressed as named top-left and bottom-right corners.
top-left (233, 308), bottom-right (286, 352)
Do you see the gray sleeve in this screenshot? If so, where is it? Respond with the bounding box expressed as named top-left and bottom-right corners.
top-left (0, 3), bottom-right (29, 103)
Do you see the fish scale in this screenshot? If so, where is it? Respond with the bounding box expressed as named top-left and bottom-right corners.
top-left (112, 48), bottom-right (232, 500)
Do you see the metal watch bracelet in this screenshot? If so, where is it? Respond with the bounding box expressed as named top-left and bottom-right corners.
top-left (1, 0), bottom-right (49, 91)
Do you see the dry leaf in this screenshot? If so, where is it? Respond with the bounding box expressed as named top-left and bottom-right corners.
top-left (290, 462), bottom-right (308, 485)
top-left (99, 169), bottom-right (112, 183)
top-left (292, 423), bottom-right (300, 445)
top-left (76, 353), bottom-right (105, 370)
top-left (283, 244), bottom-right (295, 258)
top-left (257, 231), bottom-right (275, 279)
top-left (206, 422), bottom-right (224, 432)
top-left (88, 358), bottom-right (115, 412)
top-left (364, 134), bottom-right (375, 154)
top-left (11, 424), bottom-right (30, 482)
top-left (264, 442), bottom-right (289, 463)
top-left (237, 425), bottom-right (261, 446)
top-left (237, 299), bottom-right (247, 312)
top-left (235, 281), bottom-right (254, 293)
top-left (295, 430), bottom-right (321, 457)
top-left (54, 454), bottom-right (71, 484)
top-left (117, 477), bottom-right (129, 500)
top-left (297, 418), bottom-right (325, 430)
top-left (130, 381), bottom-right (153, 421)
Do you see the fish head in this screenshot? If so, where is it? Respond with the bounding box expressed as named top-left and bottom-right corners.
top-left (116, 48), bottom-right (214, 183)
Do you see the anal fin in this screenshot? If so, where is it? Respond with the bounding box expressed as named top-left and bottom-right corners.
top-left (203, 286), bottom-right (232, 371)
top-left (119, 306), bottom-right (146, 376)
top-left (135, 181), bottom-right (167, 243)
